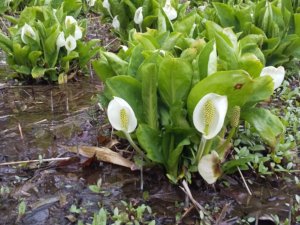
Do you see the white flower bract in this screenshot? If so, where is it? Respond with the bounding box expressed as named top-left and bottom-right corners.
top-left (56, 32), bottom-right (66, 49)
top-left (107, 97), bottom-right (137, 133)
top-left (198, 151), bottom-right (221, 184)
top-left (193, 93), bottom-right (228, 139)
top-left (112, 15), bottom-right (120, 31)
top-left (65, 35), bottom-right (76, 53)
top-left (74, 25), bottom-right (82, 40)
top-left (134, 7), bottom-right (143, 25)
top-left (65, 16), bottom-right (77, 28)
top-left (207, 42), bottom-right (217, 76)
top-left (260, 66), bottom-right (285, 90)
top-left (21, 23), bottom-right (36, 44)
top-left (86, 0), bottom-right (96, 7)
top-left (163, 0), bottom-right (177, 21)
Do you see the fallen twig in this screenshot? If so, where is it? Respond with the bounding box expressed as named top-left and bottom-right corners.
top-left (0, 157), bottom-right (71, 166)
top-left (237, 166), bottom-right (252, 195)
top-left (180, 180), bottom-right (214, 222)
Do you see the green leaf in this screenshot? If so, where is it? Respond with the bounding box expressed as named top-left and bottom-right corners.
top-left (0, 32), bottom-right (12, 54)
top-left (92, 208), bottom-right (107, 225)
top-left (141, 63), bottom-right (158, 129)
top-left (242, 108), bottom-right (285, 147)
top-left (106, 75), bottom-right (143, 122)
top-left (213, 2), bottom-right (239, 30)
top-left (187, 70), bottom-right (254, 117)
top-left (92, 59), bottom-right (116, 82)
top-left (167, 138), bottom-right (190, 178)
top-left (238, 53), bottom-right (264, 78)
top-left (29, 51), bottom-right (42, 66)
top-left (32, 67), bottom-right (56, 79)
top-left (245, 75), bottom-right (273, 105)
top-left (222, 157), bottom-right (253, 174)
top-left (32, 66), bottom-right (47, 78)
top-left (197, 40), bottom-right (215, 81)
top-left (102, 52), bottom-right (128, 75)
top-left (173, 11), bottom-right (197, 36)
top-left (12, 65), bottom-right (31, 75)
top-left (158, 58), bottom-right (193, 107)
top-left (128, 44), bottom-right (144, 76)
top-left (136, 124), bottom-right (163, 163)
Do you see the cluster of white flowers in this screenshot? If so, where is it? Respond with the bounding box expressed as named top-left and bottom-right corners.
top-left (56, 16), bottom-right (83, 54)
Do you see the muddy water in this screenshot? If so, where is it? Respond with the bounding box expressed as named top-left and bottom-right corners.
top-left (0, 61), bottom-right (299, 224)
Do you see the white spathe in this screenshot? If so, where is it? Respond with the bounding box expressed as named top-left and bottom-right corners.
top-left (65, 16), bottom-right (77, 28)
top-left (193, 93), bottom-right (228, 139)
top-left (198, 151), bottom-right (222, 184)
top-left (163, 0), bottom-right (177, 21)
top-left (21, 23), bottom-right (36, 44)
top-left (56, 32), bottom-right (66, 49)
top-left (260, 66), bottom-right (285, 90)
top-left (103, 0), bottom-right (113, 18)
top-left (207, 42), bottom-right (217, 76)
top-left (107, 97), bottom-right (137, 133)
top-left (134, 7), bottom-right (143, 25)
top-left (74, 25), bottom-right (82, 40)
top-left (86, 0), bottom-right (96, 7)
top-left (65, 35), bottom-right (77, 53)
top-left (112, 15), bottom-right (120, 31)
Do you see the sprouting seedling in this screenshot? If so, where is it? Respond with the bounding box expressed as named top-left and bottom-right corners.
top-left (134, 7), bottom-right (143, 32)
top-left (107, 96), bottom-right (145, 190)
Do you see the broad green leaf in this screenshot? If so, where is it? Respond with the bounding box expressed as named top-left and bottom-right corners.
top-left (29, 51), bottom-right (42, 66)
top-left (161, 32), bottom-right (182, 51)
top-left (0, 32), bottom-right (12, 54)
top-left (13, 43), bottom-right (30, 66)
top-left (106, 75), bottom-right (143, 121)
top-left (238, 53), bottom-right (263, 78)
top-left (102, 52), bottom-right (128, 75)
top-left (213, 2), bottom-right (239, 30)
top-left (141, 63), bottom-right (158, 129)
top-left (295, 14), bottom-right (300, 36)
top-left (173, 11), bottom-right (197, 36)
top-left (63, 0), bottom-right (82, 17)
top-left (166, 137), bottom-right (190, 178)
top-left (32, 66), bottom-right (56, 79)
top-left (245, 75), bottom-right (273, 105)
top-left (32, 66), bottom-right (47, 78)
top-left (158, 58), bottom-right (193, 107)
top-left (197, 40), bottom-right (215, 81)
top-left (136, 124), bottom-right (163, 163)
top-left (242, 108), bottom-right (285, 147)
top-left (128, 44), bottom-right (145, 76)
top-left (134, 32), bottom-right (159, 50)
top-left (62, 51), bottom-right (79, 62)
top-left (12, 65), bottom-right (31, 75)
top-left (187, 70), bottom-right (254, 117)
top-left (92, 59), bottom-right (116, 82)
